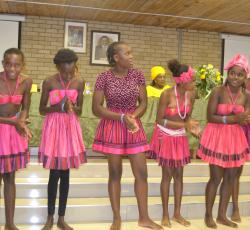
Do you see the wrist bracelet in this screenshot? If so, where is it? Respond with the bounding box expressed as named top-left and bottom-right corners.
top-left (163, 119), bottom-right (168, 127)
top-left (61, 102), bottom-right (65, 112)
top-left (222, 116), bottom-right (227, 124)
top-left (120, 113), bottom-right (125, 123)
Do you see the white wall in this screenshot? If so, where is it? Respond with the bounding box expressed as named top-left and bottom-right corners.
top-left (222, 34), bottom-right (250, 76)
top-left (0, 14), bottom-right (25, 71)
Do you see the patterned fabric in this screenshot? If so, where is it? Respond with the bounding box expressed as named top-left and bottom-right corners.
top-left (93, 68), bottom-right (149, 154)
top-left (95, 69), bottom-right (145, 112)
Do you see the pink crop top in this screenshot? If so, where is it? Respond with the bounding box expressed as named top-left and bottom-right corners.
top-left (216, 104), bottom-right (244, 115)
top-left (0, 73), bottom-right (22, 105)
top-left (165, 105), bottom-right (191, 116)
top-left (49, 89), bottom-right (78, 105)
top-left (0, 95), bottom-right (23, 105)
top-left (49, 74), bottom-right (78, 105)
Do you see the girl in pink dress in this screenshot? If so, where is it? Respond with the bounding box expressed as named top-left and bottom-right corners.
top-left (197, 54), bottom-right (250, 228)
top-left (149, 59), bottom-right (199, 228)
top-left (230, 60), bottom-right (250, 224)
top-left (39, 49), bottom-right (86, 230)
top-left (0, 48), bottom-right (32, 230)
top-left (92, 41), bottom-right (163, 230)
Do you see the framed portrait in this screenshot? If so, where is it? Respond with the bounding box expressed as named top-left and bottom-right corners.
top-left (90, 31), bottom-right (120, 65)
top-left (64, 21), bottom-right (87, 53)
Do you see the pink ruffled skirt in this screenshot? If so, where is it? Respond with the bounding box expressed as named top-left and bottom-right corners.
top-left (149, 125), bottom-right (190, 168)
top-left (92, 118), bottom-right (149, 155)
top-left (39, 112), bottom-right (86, 170)
top-left (197, 123), bottom-right (250, 168)
top-left (0, 122), bottom-right (29, 174)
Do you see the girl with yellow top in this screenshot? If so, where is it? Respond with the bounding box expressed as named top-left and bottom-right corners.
top-left (146, 66), bottom-right (171, 97)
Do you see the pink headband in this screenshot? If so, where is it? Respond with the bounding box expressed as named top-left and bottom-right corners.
top-left (173, 66), bottom-right (194, 84)
top-left (224, 54), bottom-right (249, 74)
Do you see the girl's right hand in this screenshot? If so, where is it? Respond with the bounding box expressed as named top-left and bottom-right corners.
top-left (15, 119), bottom-right (32, 139)
top-left (235, 112), bottom-right (250, 125)
top-left (64, 99), bottom-right (74, 113)
top-left (124, 114), bottom-right (139, 133)
top-left (185, 119), bottom-right (200, 133)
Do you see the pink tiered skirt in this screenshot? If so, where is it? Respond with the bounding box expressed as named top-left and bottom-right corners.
top-left (92, 118), bottom-right (149, 155)
top-left (39, 112), bottom-right (86, 169)
top-left (197, 123), bottom-right (250, 168)
top-left (0, 122), bottom-right (29, 174)
top-left (149, 125), bottom-right (190, 168)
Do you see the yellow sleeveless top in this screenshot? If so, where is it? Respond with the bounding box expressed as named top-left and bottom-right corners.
top-left (146, 85), bottom-right (171, 97)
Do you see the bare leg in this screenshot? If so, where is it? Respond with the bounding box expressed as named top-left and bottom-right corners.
top-left (172, 167), bottom-right (190, 227)
top-left (3, 172), bottom-right (19, 230)
top-left (129, 153), bottom-right (163, 230)
top-left (216, 168), bottom-right (238, 228)
top-left (107, 155), bottom-right (122, 230)
top-left (204, 165), bottom-right (223, 229)
top-left (160, 167), bottom-right (173, 228)
top-left (231, 166), bottom-right (242, 223)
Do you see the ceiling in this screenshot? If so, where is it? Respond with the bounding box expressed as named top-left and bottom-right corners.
top-left (1, 0), bottom-right (250, 35)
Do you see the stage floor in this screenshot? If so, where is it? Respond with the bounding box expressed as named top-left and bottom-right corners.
top-left (1, 159), bottom-right (250, 228)
top-left (1, 218), bottom-right (250, 230)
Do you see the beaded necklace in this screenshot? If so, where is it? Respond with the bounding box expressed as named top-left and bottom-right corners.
top-left (174, 85), bottom-right (187, 120)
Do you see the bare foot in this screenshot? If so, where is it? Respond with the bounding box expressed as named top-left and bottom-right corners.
top-left (138, 218), bottom-right (163, 230)
top-left (4, 224), bottom-right (19, 230)
top-left (204, 215), bottom-right (217, 229)
top-left (216, 217), bottom-right (238, 228)
top-left (41, 216), bottom-right (53, 230)
top-left (57, 217), bottom-right (73, 230)
top-left (161, 215), bottom-right (172, 228)
top-left (172, 215), bottom-right (191, 227)
top-left (110, 219), bottom-right (121, 230)
top-left (231, 209), bottom-right (241, 223)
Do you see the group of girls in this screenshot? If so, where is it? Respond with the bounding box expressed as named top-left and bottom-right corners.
top-left (0, 42), bottom-right (249, 230)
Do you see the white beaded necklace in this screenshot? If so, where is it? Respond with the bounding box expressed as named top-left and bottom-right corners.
top-left (174, 85), bottom-right (187, 120)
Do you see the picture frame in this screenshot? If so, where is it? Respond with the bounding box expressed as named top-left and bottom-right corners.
top-left (90, 30), bottom-right (120, 65)
top-left (64, 21), bottom-right (87, 53)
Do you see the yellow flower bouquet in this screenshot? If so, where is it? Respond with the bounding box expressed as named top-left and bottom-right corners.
top-left (195, 64), bottom-right (222, 99)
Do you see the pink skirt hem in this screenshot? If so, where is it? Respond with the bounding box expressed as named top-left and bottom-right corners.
top-left (38, 151), bottom-right (87, 170)
top-left (92, 143), bottom-right (149, 155)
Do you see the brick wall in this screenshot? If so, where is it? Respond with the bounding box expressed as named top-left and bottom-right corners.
top-left (21, 16), bottom-right (222, 87)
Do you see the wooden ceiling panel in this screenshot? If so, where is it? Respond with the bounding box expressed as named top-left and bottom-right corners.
top-left (1, 0), bottom-right (250, 35)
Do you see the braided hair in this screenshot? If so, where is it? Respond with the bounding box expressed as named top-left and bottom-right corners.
top-left (106, 41), bottom-right (127, 66)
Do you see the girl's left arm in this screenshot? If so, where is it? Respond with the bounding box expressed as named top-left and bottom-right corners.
top-left (72, 78), bottom-right (85, 116)
top-left (19, 77), bottom-right (33, 121)
top-left (131, 85), bottom-right (147, 118)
